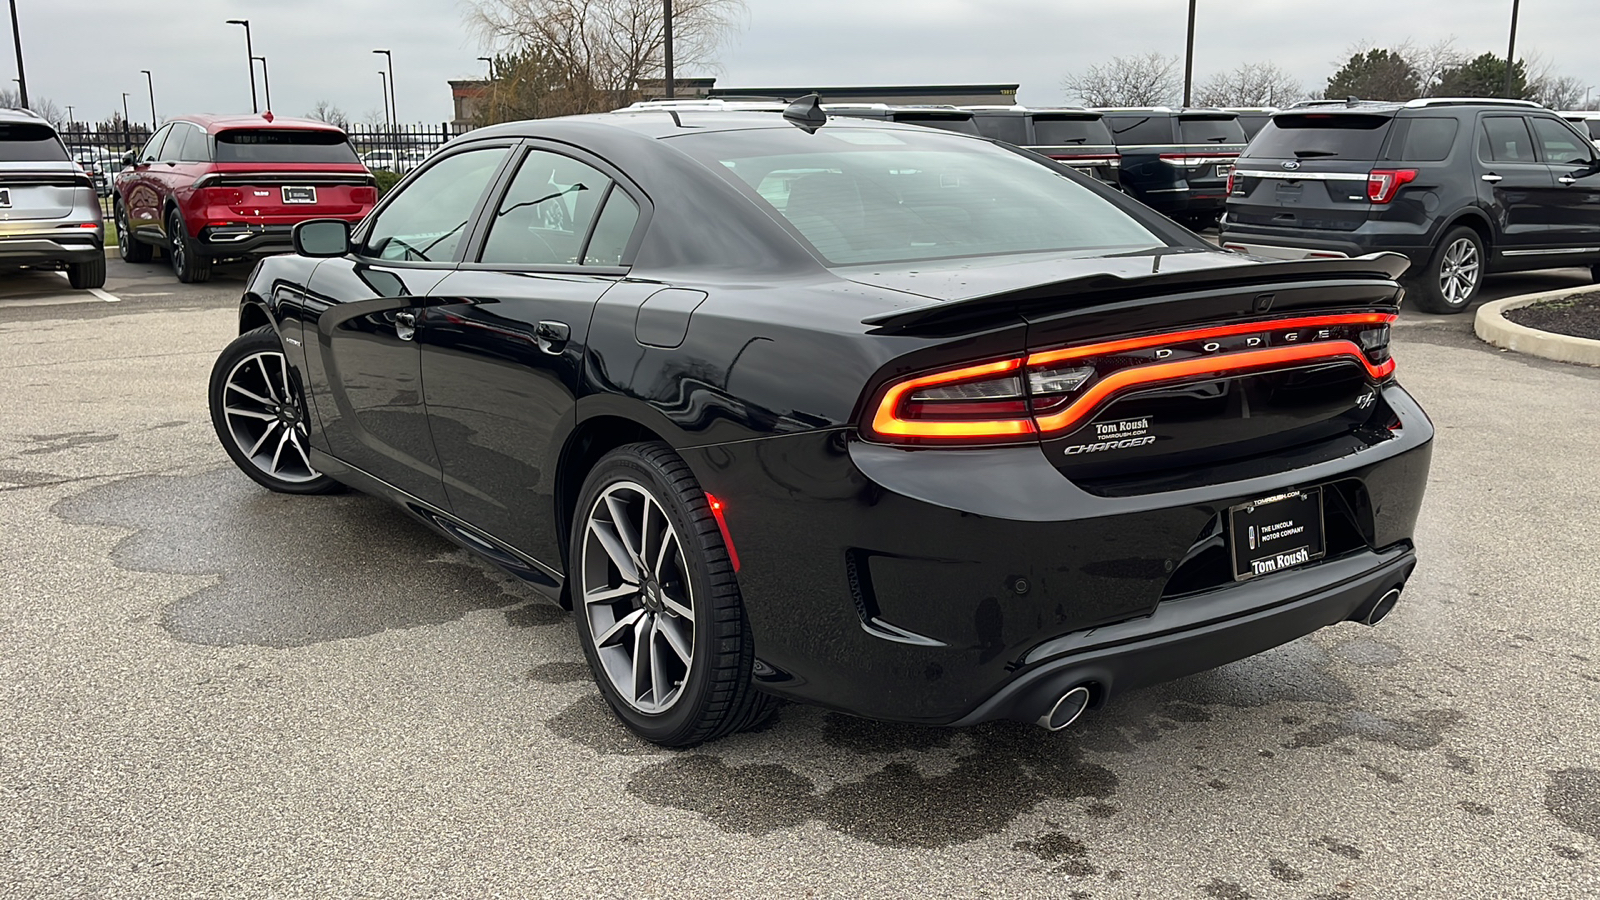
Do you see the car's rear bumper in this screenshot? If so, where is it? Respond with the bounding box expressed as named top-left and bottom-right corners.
top-left (197, 224), bottom-right (296, 257)
top-left (682, 383), bottom-right (1434, 726)
top-left (1131, 184), bottom-right (1229, 216)
top-left (0, 234), bottom-right (104, 264)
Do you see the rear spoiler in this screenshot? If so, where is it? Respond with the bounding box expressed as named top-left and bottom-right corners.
top-left (861, 252), bottom-right (1410, 333)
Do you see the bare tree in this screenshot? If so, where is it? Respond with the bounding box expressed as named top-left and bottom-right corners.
top-left (1531, 74), bottom-right (1587, 110)
top-left (307, 101), bottom-right (350, 130)
top-left (1062, 53), bottom-right (1181, 107)
top-left (1407, 37), bottom-right (1470, 97)
top-left (0, 87), bottom-right (67, 127)
top-left (466, 0), bottom-right (746, 118)
top-left (1193, 62), bottom-right (1304, 108)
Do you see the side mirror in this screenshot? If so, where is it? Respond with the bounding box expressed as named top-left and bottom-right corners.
top-left (293, 219), bottom-right (351, 258)
top-left (121, 151), bottom-right (136, 167)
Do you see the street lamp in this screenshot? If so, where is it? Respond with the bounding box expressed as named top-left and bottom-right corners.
top-left (64, 104), bottom-right (73, 129)
top-left (226, 19), bottom-right (258, 113)
top-left (7, 0), bottom-right (27, 108)
top-left (141, 69), bottom-right (156, 130)
top-left (662, 0), bottom-right (674, 98)
top-left (478, 56), bottom-right (495, 80)
top-left (253, 56), bottom-right (272, 111)
top-left (1182, 0), bottom-right (1197, 107)
top-left (373, 49), bottom-right (395, 124)
top-left (378, 70), bottom-right (391, 130)
top-left (1504, 0), bottom-right (1521, 99)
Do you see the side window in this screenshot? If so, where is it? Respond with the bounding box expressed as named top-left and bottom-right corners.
top-left (178, 125), bottom-right (211, 163)
top-left (1400, 117), bottom-right (1459, 162)
top-left (1104, 115), bottom-right (1173, 145)
top-left (1529, 117), bottom-right (1592, 165)
top-left (159, 124), bottom-right (190, 162)
top-left (583, 189), bottom-right (640, 266)
top-left (364, 146), bottom-right (509, 262)
top-left (1479, 117), bottom-right (1536, 162)
top-left (479, 148), bottom-right (611, 266)
top-left (140, 124), bottom-right (171, 162)
top-left (1588, 120), bottom-right (1600, 141)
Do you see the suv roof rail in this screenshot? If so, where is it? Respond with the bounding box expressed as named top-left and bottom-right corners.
top-left (1403, 97), bottom-right (1544, 109)
top-left (1092, 106), bottom-right (1174, 113)
top-left (620, 98), bottom-right (787, 112)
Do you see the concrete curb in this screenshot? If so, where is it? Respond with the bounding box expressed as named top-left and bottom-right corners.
top-left (1474, 287), bottom-right (1600, 368)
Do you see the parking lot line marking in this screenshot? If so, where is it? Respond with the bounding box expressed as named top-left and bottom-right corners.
top-left (90, 288), bottom-right (121, 303)
top-left (120, 292), bottom-right (174, 298)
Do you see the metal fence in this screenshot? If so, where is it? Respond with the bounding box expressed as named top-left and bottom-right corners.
top-left (55, 121), bottom-right (476, 177)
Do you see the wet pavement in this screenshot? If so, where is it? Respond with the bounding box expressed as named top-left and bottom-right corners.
top-left (1, 257), bottom-right (1597, 898)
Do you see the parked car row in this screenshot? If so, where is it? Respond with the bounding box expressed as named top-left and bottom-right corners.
top-left (0, 108), bottom-right (107, 288)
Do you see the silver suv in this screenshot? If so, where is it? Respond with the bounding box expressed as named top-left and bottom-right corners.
top-left (0, 108), bottom-right (105, 289)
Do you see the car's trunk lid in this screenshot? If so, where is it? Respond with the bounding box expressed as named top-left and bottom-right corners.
top-left (1227, 112), bottom-right (1397, 232)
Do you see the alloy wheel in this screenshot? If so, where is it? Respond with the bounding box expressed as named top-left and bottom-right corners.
top-left (580, 481), bottom-right (696, 715)
top-left (219, 350), bottom-right (321, 484)
top-left (170, 219), bottom-right (187, 273)
top-left (1438, 237), bottom-right (1481, 307)
top-left (116, 203), bottom-right (131, 260)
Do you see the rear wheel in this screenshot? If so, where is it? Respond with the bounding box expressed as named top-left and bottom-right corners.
top-left (168, 209), bottom-right (211, 284)
top-left (208, 326), bottom-right (340, 495)
top-left (115, 198), bottom-right (151, 263)
top-left (570, 442), bottom-right (775, 748)
top-left (1411, 226), bottom-right (1484, 314)
top-left (67, 255), bottom-right (105, 290)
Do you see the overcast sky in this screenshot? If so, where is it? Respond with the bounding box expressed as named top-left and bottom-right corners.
top-left (9, 0), bottom-right (1596, 126)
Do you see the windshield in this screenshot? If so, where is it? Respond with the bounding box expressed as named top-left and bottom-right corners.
top-left (215, 129), bottom-right (360, 164)
top-left (0, 123), bottom-right (68, 162)
top-left (679, 126), bottom-right (1163, 267)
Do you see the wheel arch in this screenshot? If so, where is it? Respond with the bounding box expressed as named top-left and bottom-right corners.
top-left (239, 296), bottom-right (273, 335)
top-left (1439, 209), bottom-right (1494, 253)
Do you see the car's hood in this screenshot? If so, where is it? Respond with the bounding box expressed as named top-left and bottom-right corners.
top-left (834, 248), bottom-right (1253, 303)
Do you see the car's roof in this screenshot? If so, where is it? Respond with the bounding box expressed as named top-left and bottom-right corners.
top-left (468, 109), bottom-right (985, 143)
top-left (168, 113), bottom-right (348, 134)
top-left (0, 106), bottom-right (53, 127)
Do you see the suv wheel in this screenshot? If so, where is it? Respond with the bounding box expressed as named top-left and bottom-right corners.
top-left (570, 442), bottom-right (776, 748)
top-left (116, 198), bottom-right (152, 263)
top-left (67, 255), bottom-right (106, 290)
top-left (167, 209), bottom-right (212, 284)
top-left (1413, 226), bottom-right (1484, 314)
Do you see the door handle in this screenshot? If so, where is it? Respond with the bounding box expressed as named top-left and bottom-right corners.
top-left (1559, 176), bottom-right (1579, 185)
top-left (1481, 174), bottom-right (1503, 183)
top-left (535, 320), bottom-right (570, 354)
top-left (393, 309), bottom-right (417, 341)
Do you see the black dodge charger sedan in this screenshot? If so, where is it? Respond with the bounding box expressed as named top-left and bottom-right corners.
top-left (208, 99), bottom-right (1433, 747)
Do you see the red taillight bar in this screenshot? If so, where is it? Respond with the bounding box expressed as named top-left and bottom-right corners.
top-left (1027, 313), bottom-right (1394, 367)
top-left (1368, 169), bottom-right (1417, 204)
top-left (870, 357), bottom-right (1036, 441)
top-left (1032, 342), bottom-right (1392, 435)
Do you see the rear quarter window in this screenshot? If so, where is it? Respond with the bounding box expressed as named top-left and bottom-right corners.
top-left (1032, 116), bottom-right (1114, 146)
top-left (0, 122), bottom-right (68, 162)
top-left (215, 129), bottom-right (360, 164)
top-left (1178, 116), bottom-right (1246, 145)
top-left (1242, 114), bottom-right (1394, 160)
top-left (1103, 115), bottom-right (1173, 145)
top-left (1392, 117), bottom-right (1459, 162)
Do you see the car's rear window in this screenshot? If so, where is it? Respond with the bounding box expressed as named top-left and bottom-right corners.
top-left (1242, 114), bottom-right (1395, 160)
top-left (1103, 115), bottom-right (1172, 145)
top-left (1032, 115), bottom-right (1114, 146)
top-left (681, 126), bottom-right (1164, 267)
top-left (1178, 116), bottom-right (1247, 145)
top-left (971, 114), bottom-right (1028, 145)
top-left (214, 129), bottom-right (359, 164)
top-left (0, 122), bottom-right (68, 162)
top-left (892, 114), bottom-right (982, 136)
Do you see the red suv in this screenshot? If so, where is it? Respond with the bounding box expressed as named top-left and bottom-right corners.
top-left (113, 113), bottom-right (377, 283)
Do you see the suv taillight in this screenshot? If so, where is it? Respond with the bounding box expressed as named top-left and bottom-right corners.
top-left (1227, 168), bottom-right (1238, 194)
top-left (864, 314), bottom-right (1399, 446)
top-left (1367, 169), bottom-right (1417, 204)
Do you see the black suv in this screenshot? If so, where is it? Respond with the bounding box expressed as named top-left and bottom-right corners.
top-left (1097, 108), bottom-right (1247, 228)
top-left (965, 106), bottom-right (1122, 187)
top-left (822, 105), bottom-right (981, 135)
top-left (1220, 98), bottom-right (1600, 313)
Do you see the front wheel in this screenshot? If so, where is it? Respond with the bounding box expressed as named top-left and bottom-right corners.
top-left (207, 326), bottom-right (340, 495)
top-left (570, 442), bottom-right (775, 748)
top-left (1411, 226), bottom-right (1484, 314)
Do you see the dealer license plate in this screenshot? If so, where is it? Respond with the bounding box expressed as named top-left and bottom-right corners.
top-left (282, 185), bottom-right (317, 204)
top-left (0, 188), bottom-right (10, 208)
top-left (1227, 487), bottom-right (1326, 581)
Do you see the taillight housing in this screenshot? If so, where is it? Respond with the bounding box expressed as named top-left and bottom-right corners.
top-left (198, 186), bottom-right (243, 207)
top-left (1367, 169), bottom-right (1417, 204)
top-left (863, 313), bottom-right (1399, 446)
top-left (352, 186), bottom-right (377, 205)
top-left (1226, 168), bottom-right (1238, 194)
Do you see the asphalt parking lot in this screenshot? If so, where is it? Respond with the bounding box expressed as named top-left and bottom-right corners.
top-left (2, 254), bottom-right (1597, 899)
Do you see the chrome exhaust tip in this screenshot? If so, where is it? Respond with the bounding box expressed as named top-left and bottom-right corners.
top-left (1363, 587), bottom-right (1403, 626)
top-left (1038, 685), bottom-right (1092, 731)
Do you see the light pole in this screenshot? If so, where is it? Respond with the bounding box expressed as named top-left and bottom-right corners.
top-left (1503, 0), bottom-right (1521, 99)
top-left (662, 0), bottom-right (674, 98)
top-left (478, 56), bottom-right (495, 80)
top-left (141, 69), bottom-right (156, 130)
top-left (64, 104), bottom-right (73, 129)
top-left (378, 71), bottom-right (391, 130)
top-left (1182, 0), bottom-right (1197, 107)
top-left (226, 19), bottom-right (258, 113)
top-left (373, 49), bottom-right (396, 124)
top-left (253, 56), bottom-right (271, 111)
top-left (8, 0), bottom-right (27, 108)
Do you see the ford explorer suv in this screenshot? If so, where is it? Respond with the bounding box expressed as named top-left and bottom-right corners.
top-left (113, 113), bottom-right (377, 283)
top-left (1097, 108), bottom-right (1247, 229)
top-left (1220, 98), bottom-right (1600, 313)
top-left (965, 106), bottom-right (1122, 187)
top-left (0, 108), bottom-right (105, 289)
top-left (822, 104), bottom-right (982, 135)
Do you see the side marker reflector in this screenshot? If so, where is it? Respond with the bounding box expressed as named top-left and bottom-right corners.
top-left (705, 493), bottom-right (740, 572)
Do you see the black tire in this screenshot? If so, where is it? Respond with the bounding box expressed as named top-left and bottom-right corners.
top-left (67, 255), bottom-right (105, 290)
top-left (1590, 264), bottom-right (1600, 284)
top-left (208, 326), bottom-right (341, 495)
top-left (569, 442), bottom-right (775, 748)
top-left (167, 208), bottom-right (212, 284)
top-left (115, 198), bottom-right (151, 263)
top-left (1410, 226), bottom-right (1485, 314)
